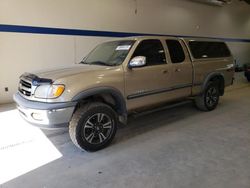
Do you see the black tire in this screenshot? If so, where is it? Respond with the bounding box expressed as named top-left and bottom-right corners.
top-left (69, 102), bottom-right (118, 152)
top-left (247, 76), bottom-right (250, 82)
top-left (194, 81), bottom-right (220, 111)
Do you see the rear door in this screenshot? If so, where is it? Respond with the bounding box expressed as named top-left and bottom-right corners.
top-left (165, 39), bottom-right (193, 97)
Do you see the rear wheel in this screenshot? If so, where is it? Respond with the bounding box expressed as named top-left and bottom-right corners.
top-left (195, 81), bottom-right (220, 111)
top-left (247, 75), bottom-right (250, 82)
top-left (69, 102), bottom-right (117, 151)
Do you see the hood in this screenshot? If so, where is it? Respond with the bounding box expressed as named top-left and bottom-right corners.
top-left (34, 64), bottom-right (113, 81)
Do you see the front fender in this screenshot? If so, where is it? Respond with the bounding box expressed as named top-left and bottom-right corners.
top-left (71, 86), bottom-right (127, 118)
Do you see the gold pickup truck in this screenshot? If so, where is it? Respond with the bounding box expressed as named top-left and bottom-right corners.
top-left (14, 36), bottom-right (235, 151)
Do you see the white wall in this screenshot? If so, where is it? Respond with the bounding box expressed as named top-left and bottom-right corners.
top-left (0, 0), bottom-right (250, 104)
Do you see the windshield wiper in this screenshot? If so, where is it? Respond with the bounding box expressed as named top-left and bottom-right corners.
top-left (79, 60), bottom-right (88, 64)
top-left (88, 61), bottom-right (111, 66)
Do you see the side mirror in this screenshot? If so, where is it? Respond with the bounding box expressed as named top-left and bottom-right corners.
top-left (128, 56), bottom-right (146, 69)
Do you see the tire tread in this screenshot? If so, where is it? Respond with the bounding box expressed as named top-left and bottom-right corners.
top-left (194, 81), bottom-right (220, 111)
top-left (69, 102), bottom-right (117, 151)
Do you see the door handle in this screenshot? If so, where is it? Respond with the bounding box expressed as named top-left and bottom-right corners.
top-left (175, 68), bottom-right (181, 72)
top-left (162, 70), bottom-right (168, 74)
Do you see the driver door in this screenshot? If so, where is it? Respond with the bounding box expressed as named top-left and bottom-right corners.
top-left (124, 39), bottom-right (173, 111)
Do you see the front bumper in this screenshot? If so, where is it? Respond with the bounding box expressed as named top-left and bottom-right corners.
top-left (13, 93), bottom-right (77, 129)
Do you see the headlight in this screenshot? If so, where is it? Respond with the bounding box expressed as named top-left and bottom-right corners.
top-left (34, 84), bottom-right (65, 99)
top-left (47, 84), bottom-right (65, 98)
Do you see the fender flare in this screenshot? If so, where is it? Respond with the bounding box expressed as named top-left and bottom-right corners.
top-left (71, 87), bottom-right (127, 117)
top-left (202, 72), bottom-right (225, 95)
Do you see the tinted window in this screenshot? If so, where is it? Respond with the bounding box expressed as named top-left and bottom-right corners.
top-left (132, 39), bottom-right (166, 66)
top-left (166, 40), bottom-right (185, 63)
top-left (189, 41), bottom-right (231, 59)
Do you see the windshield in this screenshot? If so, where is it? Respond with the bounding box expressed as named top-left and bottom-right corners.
top-left (81, 40), bottom-right (135, 66)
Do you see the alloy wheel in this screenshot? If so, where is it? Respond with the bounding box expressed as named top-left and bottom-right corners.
top-left (82, 113), bottom-right (114, 144)
top-left (206, 87), bottom-right (218, 107)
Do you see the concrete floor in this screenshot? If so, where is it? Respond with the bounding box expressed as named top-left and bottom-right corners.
top-left (1, 73), bottom-right (250, 188)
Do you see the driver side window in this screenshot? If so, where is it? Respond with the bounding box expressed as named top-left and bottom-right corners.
top-left (132, 39), bottom-right (166, 66)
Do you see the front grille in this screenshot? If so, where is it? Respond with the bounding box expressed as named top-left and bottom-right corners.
top-left (19, 79), bottom-right (32, 96)
top-left (20, 79), bottom-right (31, 88)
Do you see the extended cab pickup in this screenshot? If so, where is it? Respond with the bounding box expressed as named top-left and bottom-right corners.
top-left (14, 36), bottom-right (235, 151)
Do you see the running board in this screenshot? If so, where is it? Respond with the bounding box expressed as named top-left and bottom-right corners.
top-left (130, 100), bottom-right (192, 119)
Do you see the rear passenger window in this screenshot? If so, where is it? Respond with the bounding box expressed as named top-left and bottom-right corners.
top-left (166, 40), bottom-right (185, 63)
top-left (132, 39), bottom-right (166, 66)
top-left (189, 41), bottom-right (231, 59)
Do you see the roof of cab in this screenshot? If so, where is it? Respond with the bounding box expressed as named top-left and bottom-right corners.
top-left (124, 35), bottom-right (177, 40)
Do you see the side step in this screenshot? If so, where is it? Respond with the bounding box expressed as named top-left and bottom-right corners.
top-left (130, 100), bottom-right (192, 119)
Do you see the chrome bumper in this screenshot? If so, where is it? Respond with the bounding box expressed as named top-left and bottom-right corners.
top-left (14, 93), bottom-right (77, 129)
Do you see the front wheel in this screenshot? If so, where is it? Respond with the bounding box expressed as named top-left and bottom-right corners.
top-left (69, 102), bottom-right (118, 151)
top-left (194, 81), bottom-right (220, 111)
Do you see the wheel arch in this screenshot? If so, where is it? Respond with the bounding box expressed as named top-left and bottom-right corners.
top-left (202, 72), bottom-right (225, 96)
top-left (71, 87), bottom-right (127, 124)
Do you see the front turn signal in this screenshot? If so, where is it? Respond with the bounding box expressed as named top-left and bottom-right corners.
top-left (48, 85), bottom-right (65, 98)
